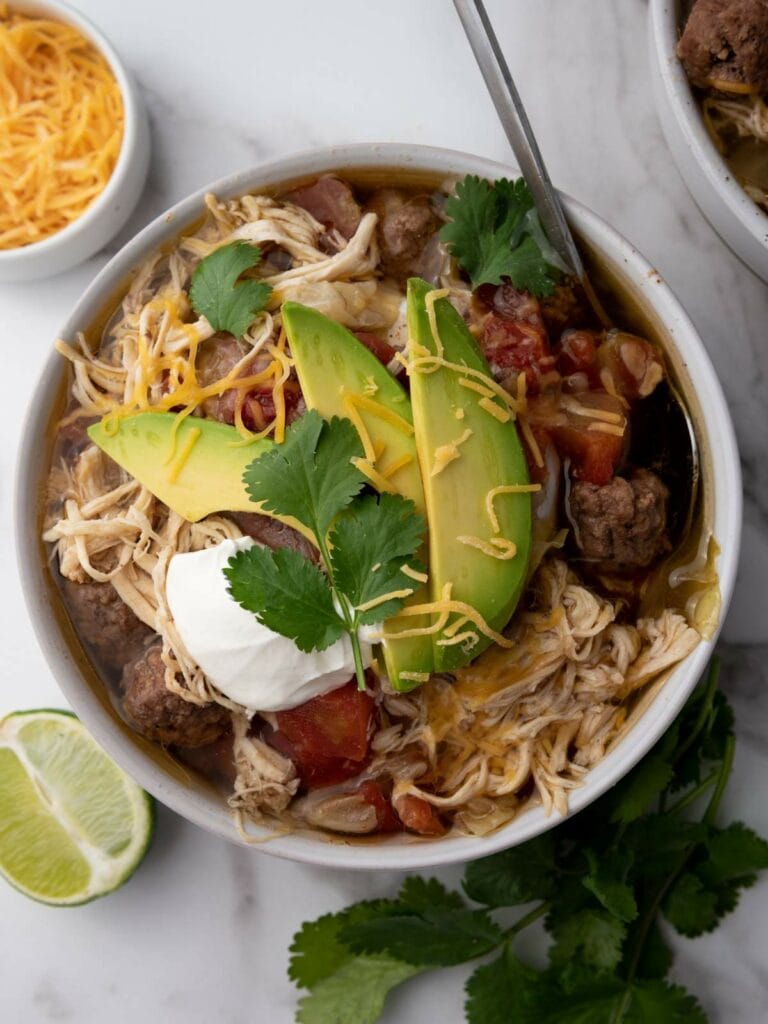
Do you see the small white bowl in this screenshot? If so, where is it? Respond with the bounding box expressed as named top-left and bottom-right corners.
top-left (0, 0), bottom-right (149, 282)
top-left (649, 0), bottom-right (768, 281)
top-left (15, 145), bottom-right (742, 870)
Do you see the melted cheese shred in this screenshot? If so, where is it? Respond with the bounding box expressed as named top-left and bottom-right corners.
top-left (0, 6), bottom-right (124, 249)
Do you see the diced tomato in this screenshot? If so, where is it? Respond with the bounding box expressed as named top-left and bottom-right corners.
top-left (595, 330), bottom-right (664, 401)
top-left (481, 314), bottom-right (556, 395)
top-left (357, 781), bottom-right (402, 832)
top-left (523, 424), bottom-right (554, 485)
top-left (217, 377), bottom-right (305, 431)
top-left (527, 391), bottom-right (626, 486)
top-left (394, 794), bottom-right (446, 836)
top-left (557, 329), bottom-right (602, 384)
top-left (353, 331), bottom-right (397, 366)
top-left (269, 679), bottom-right (374, 789)
top-left (552, 424), bottom-right (624, 486)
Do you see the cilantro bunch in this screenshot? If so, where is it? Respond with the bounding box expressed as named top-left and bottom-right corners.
top-left (189, 241), bottom-right (272, 336)
top-left (225, 411), bottom-right (425, 688)
top-left (288, 661), bottom-right (768, 1022)
top-left (439, 175), bottom-right (569, 297)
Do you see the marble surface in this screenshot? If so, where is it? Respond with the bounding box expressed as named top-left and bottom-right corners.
top-left (1, 0), bottom-right (767, 1020)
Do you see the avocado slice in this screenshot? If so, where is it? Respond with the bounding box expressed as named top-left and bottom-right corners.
top-left (282, 302), bottom-right (433, 690)
top-left (87, 412), bottom-right (310, 542)
top-left (406, 278), bottom-right (532, 671)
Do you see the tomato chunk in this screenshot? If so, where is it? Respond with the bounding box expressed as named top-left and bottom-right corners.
top-left (527, 392), bottom-right (626, 486)
top-left (596, 330), bottom-right (664, 401)
top-left (481, 313), bottom-right (556, 394)
top-left (395, 794), bottom-right (446, 836)
top-left (270, 679), bottom-right (374, 788)
top-left (357, 781), bottom-right (402, 832)
top-left (353, 330), bottom-right (397, 366)
top-left (557, 329), bottom-right (602, 385)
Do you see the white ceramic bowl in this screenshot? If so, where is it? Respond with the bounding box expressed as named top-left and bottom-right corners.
top-left (0, 0), bottom-right (149, 283)
top-left (15, 145), bottom-right (742, 870)
top-left (649, 0), bottom-right (768, 280)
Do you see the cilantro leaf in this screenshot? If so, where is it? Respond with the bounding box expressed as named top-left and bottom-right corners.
top-left (330, 493), bottom-right (426, 624)
top-left (189, 241), bottom-right (272, 337)
top-left (625, 980), bottom-right (707, 1023)
top-left (295, 955), bottom-right (422, 1024)
top-left (549, 909), bottom-right (626, 974)
top-left (398, 876), bottom-right (465, 911)
top-left (243, 411), bottom-right (364, 543)
top-left (624, 921), bottom-right (673, 981)
top-left (662, 873), bottom-right (720, 937)
top-left (224, 544), bottom-right (342, 652)
top-left (704, 822), bottom-right (768, 880)
top-left (463, 834), bottom-right (557, 907)
top-left (583, 850), bottom-right (638, 923)
top-left (289, 901), bottom-right (400, 990)
top-left (439, 175), bottom-right (561, 296)
top-left (341, 908), bottom-right (502, 967)
top-left (465, 951), bottom-right (542, 1024)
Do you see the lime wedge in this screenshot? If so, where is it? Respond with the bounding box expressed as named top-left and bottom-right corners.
top-left (0, 710), bottom-right (154, 905)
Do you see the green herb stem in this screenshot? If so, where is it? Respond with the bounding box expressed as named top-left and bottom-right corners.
top-left (503, 901), bottom-right (550, 941)
top-left (316, 531), bottom-right (368, 691)
top-left (704, 732), bottom-right (735, 826)
top-left (666, 770), bottom-right (720, 816)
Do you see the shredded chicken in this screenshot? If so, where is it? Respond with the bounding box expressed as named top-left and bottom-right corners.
top-left (368, 559), bottom-right (699, 834)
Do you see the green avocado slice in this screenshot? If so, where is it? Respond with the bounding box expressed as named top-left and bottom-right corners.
top-left (282, 301), bottom-right (434, 690)
top-left (87, 412), bottom-right (310, 542)
top-left (406, 277), bottom-right (532, 671)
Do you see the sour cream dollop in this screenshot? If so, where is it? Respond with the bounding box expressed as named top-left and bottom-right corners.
top-left (166, 537), bottom-right (373, 713)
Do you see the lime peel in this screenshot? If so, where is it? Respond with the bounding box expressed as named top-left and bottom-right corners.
top-left (0, 710), bottom-right (154, 906)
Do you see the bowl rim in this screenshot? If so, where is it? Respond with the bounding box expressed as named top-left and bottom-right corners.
top-left (15, 143), bottom-right (743, 869)
top-left (648, 0), bottom-right (768, 246)
top-left (0, 0), bottom-right (142, 265)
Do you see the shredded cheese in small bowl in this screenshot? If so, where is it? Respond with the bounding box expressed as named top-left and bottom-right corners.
top-left (0, 1), bottom-right (149, 280)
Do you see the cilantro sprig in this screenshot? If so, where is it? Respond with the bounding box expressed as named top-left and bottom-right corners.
top-left (288, 660), bottom-right (768, 1022)
top-left (189, 240), bottom-right (272, 336)
top-left (439, 174), bottom-right (568, 297)
top-left (224, 410), bottom-right (425, 688)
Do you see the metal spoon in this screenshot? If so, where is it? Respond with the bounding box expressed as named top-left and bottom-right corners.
top-left (452, 0), bottom-right (699, 537)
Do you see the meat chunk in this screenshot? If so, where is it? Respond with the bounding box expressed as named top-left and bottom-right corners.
top-left (62, 579), bottom-right (152, 673)
top-left (569, 469), bottom-right (670, 570)
top-left (365, 189), bottom-right (441, 279)
top-left (285, 176), bottom-right (362, 240)
top-left (121, 645), bottom-right (230, 747)
top-left (196, 334), bottom-right (305, 430)
top-left (677, 0), bottom-right (768, 92)
top-left (229, 512), bottom-right (318, 563)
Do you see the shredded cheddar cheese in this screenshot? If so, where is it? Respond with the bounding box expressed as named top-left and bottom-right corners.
top-left (356, 587), bottom-right (415, 614)
top-left (0, 6), bottom-right (124, 249)
top-left (378, 452), bottom-right (414, 479)
top-left (351, 457), bottom-right (397, 494)
top-left (478, 396), bottom-right (511, 423)
top-left (430, 427), bottom-right (473, 477)
top-left (401, 564), bottom-right (428, 583)
top-left (424, 287), bottom-right (450, 359)
top-left (587, 421), bottom-right (626, 436)
top-left (457, 535), bottom-right (518, 560)
top-left (166, 426), bottom-right (201, 483)
top-left (486, 483), bottom-right (542, 534)
top-left (398, 671), bottom-right (431, 683)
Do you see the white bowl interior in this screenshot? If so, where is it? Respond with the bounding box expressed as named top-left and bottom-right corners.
top-left (16, 145), bottom-right (742, 869)
top-left (0, 0), bottom-right (150, 282)
top-left (649, 0), bottom-right (768, 279)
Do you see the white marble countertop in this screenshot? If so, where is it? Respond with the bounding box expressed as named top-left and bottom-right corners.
top-left (2, 0), bottom-right (767, 1020)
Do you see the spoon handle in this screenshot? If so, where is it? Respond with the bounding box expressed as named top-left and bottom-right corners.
top-left (452, 0), bottom-right (584, 280)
